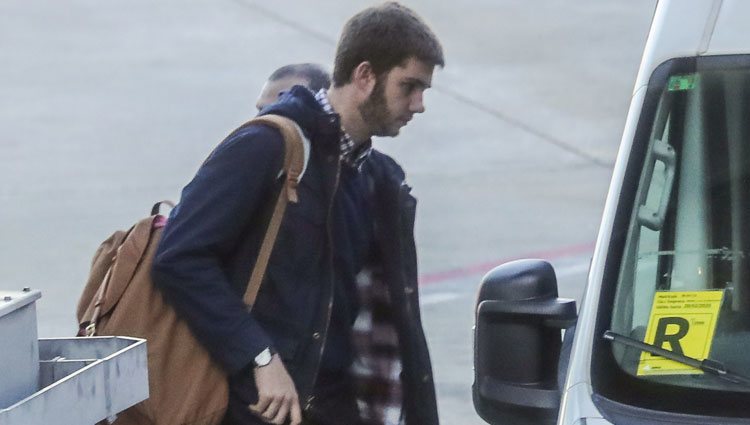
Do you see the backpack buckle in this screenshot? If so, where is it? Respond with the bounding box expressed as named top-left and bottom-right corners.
top-left (85, 322), bottom-right (96, 337)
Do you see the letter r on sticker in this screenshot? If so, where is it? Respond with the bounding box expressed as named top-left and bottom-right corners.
top-left (652, 317), bottom-right (689, 355)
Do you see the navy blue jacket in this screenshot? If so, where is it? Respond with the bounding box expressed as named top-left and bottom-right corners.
top-left (152, 87), bottom-right (438, 424)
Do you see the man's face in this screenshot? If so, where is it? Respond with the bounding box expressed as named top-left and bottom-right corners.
top-left (359, 57), bottom-right (434, 137)
top-left (256, 76), bottom-right (310, 111)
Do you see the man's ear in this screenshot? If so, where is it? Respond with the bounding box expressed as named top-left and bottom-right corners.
top-left (350, 61), bottom-right (377, 97)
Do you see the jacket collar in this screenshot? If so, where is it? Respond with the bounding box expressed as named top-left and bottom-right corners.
top-left (260, 86), bottom-right (340, 152)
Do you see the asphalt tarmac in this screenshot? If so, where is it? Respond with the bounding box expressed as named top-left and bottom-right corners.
top-left (0, 1), bottom-right (656, 423)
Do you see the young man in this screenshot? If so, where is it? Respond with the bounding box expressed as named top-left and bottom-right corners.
top-left (256, 63), bottom-right (331, 111)
top-left (152, 3), bottom-right (444, 424)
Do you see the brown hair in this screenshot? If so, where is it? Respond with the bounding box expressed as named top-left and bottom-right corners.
top-left (332, 2), bottom-right (444, 87)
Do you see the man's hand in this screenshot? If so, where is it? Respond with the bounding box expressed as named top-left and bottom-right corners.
top-left (248, 355), bottom-right (302, 425)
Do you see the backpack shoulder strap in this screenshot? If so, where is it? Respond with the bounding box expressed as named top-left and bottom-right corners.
top-left (241, 114), bottom-right (308, 307)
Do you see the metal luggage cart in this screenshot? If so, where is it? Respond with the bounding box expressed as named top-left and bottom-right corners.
top-left (0, 288), bottom-right (148, 425)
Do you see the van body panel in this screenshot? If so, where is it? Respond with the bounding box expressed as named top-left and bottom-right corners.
top-left (561, 1), bottom-right (750, 424)
top-left (559, 382), bottom-right (604, 425)
top-left (474, 1), bottom-right (750, 423)
top-left (560, 85), bottom-right (649, 418)
top-left (633, 0), bottom-right (720, 90)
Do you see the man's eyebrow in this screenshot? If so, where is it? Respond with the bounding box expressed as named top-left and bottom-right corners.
top-left (402, 77), bottom-right (431, 89)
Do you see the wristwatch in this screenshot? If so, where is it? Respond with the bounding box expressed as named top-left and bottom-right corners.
top-left (254, 347), bottom-right (274, 368)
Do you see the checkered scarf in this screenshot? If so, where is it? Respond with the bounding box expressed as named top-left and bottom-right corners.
top-left (351, 268), bottom-right (404, 425)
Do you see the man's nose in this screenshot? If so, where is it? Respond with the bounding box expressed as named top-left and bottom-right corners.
top-left (410, 92), bottom-right (426, 114)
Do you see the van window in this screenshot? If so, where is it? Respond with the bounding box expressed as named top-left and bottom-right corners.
top-left (599, 56), bottom-right (750, 417)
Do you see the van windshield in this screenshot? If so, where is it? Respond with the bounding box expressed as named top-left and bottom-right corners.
top-left (602, 57), bottom-right (750, 414)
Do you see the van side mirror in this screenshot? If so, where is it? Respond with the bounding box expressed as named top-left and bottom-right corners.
top-left (473, 259), bottom-right (577, 425)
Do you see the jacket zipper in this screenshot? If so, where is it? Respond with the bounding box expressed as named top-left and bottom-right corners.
top-left (305, 156), bottom-right (341, 411)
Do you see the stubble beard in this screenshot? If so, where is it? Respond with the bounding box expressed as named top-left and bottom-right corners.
top-left (358, 76), bottom-right (398, 137)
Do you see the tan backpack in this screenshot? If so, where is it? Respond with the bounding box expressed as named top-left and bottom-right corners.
top-left (76, 115), bottom-right (307, 425)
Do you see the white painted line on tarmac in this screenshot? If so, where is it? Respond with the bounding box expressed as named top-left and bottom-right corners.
top-left (421, 292), bottom-right (462, 306)
top-left (419, 242), bottom-right (594, 286)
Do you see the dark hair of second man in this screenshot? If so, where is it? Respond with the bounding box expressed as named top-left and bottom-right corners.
top-left (269, 63), bottom-right (331, 93)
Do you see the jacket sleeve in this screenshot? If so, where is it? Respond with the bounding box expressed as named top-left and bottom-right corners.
top-left (152, 124), bottom-right (283, 374)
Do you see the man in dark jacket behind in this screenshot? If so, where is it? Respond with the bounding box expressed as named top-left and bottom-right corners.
top-left (152, 3), bottom-right (444, 424)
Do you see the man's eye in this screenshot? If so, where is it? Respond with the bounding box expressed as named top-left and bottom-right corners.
top-left (402, 83), bottom-right (416, 94)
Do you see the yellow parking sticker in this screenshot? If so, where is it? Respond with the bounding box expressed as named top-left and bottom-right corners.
top-left (637, 290), bottom-right (724, 376)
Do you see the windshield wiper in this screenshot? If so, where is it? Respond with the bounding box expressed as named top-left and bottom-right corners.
top-left (603, 330), bottom-right (750, 388)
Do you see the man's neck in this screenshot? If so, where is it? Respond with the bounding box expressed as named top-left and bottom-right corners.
top-left (326, 86), bottom-right (370, 146)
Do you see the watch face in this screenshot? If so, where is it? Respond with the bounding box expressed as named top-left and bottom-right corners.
top-left (255, 348), bottom-right (272, 367)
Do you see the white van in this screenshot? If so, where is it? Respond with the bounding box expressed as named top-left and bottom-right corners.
top-left (473, 1), bottom-right (750, 424)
